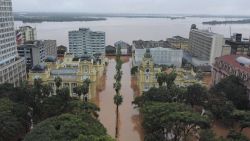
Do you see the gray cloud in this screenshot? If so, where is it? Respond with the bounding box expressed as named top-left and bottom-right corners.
top-left (12, 0), bottom-right (250, 15)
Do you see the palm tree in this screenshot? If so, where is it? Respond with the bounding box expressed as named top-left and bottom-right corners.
top-left (54, 76), bottom-right (62, 94)
top-left (113, 94), bottom-right (123, 138)
top-left (82, 83), bottom-right (89, 102)
top-left (82, 79), bottom-right (91, 102)
top-left (113, 81), bottom-right (121, 94)
top-left (84, 78), bottom-right (91, 87)
top-left (113, 46), bottom-right (123, 139)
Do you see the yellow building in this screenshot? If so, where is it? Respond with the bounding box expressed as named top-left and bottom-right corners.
top-left (136, 49), bottom-right (203, 94)
top-left (137, 49), bottom-right (161, 93)
top-left (28, 53), bottom-right (106, 99)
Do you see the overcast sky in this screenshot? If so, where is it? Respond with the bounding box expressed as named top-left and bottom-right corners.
top-left (12, 0), bottom-right (250, 15)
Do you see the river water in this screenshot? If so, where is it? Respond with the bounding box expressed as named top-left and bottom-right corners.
top-left (15, 17), bottom-right (250, 46)
top-left (93, 56), bottom-right (143, 141)
top-left (14, 17), bottom-right (250, 140)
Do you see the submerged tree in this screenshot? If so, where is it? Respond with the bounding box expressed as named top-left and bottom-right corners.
top-left (113, 46), bottom-right (123, 138)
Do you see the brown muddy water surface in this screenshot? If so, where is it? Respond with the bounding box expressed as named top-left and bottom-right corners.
top-left (92, 56), bottom-right (144, 141)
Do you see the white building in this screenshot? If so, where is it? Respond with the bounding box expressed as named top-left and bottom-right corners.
top-left (0, 0), bottom-right (26, 86)
top-left (16, 26), bottom-right (37, 45)
top-left (189, 29), bottom-right (224, 66)
top-left (69, 28), bottom-right (105, 57)
top-left (133, 47), bottom-right (183, 67)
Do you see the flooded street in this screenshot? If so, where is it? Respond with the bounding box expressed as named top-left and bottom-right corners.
top-left (93, 56), bottom-right (144, 141)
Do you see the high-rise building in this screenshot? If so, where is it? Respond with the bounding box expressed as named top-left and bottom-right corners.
top-left (189, 28), bottom-right (224, 65)
top-left (0, 0), bottom-right (26, 86)
top-left (69, 28), bottom-right (105, 57)
top-left (17, 40), bottom-right (56, 69)
top-left (16, 26), bottom-right (37, 45)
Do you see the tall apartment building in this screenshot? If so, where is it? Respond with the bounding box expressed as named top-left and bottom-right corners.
top-left (0, 0), bottom-right (26, 86)
top-left (189, 28), bottom-right (224, 66)
top-left (69, 28), bottom-right (105, 57)
top-left (16, 26), bottom-right (37, 45)
top-left (18, 40), bottom-right (55, 69)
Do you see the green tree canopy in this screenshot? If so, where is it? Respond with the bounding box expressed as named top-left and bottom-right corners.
top-left (214, 76), bottom-right (249, 110)
top-left (186, 84), bottom-right (208, 107)
top-left (141, 102), bottom-right (210, 141)
top-left (0, 98), bottom-right (31, 141)
top-left (23, 113), bottom-right (114, 141)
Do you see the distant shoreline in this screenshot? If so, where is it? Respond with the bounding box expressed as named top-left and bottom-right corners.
top-left (14, 17), bottom-right (107, 23)
top-left (203, 19), bottom-right (250, 25)
top-left (14, 12), bottom-right (186, 23)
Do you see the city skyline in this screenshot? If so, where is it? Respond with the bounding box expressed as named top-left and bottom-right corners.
top-left (12, 0), bottom-right (250, 16)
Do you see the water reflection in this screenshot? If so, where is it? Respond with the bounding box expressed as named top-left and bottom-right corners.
top-left (92, 56), bottom-right (144, 141)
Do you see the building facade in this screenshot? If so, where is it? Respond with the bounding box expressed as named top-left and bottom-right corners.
top-left (0, 0), bottom-right (26, 86)
top-left (167, 36), bottom-right (189, 50)
top-left (225, 33), bottom-right (250, 56)
top-left (18, 41), bottom-right (46, 69)
top-left (16, 26), bottom-right (37, 45)
top-left (132, 47), bottom-right (183, 67)
top-left (44, 40), bottom-right (57, 57)
top-left (114, 41), bottom-right (131, 55)
top-left (136, 49), bottom-right (202, 94)
top-left (28, 53), bottom-right (106, 99)
top-left (69, 28), bottom-right (105, 57)
top-left (132, 40), bottom-right (171, 49)
top-left (105, 45), bottom-right (116, 55)
top-left (212, 55), bottom-right (250, 87)
top-left (189, 29), bottom-right (224, 66)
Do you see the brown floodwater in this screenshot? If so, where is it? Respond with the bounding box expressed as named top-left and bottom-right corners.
top-left (92, 56), bottom-right (144, 141)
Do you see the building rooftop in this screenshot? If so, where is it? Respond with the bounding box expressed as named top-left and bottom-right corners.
top-left (167, 36), bottom-right (189, 41)
top-left (225, 40), bottom-right (250, 45)
top-left (133, 40), bottom-right (171, 49)
top-left (31, 64), bottom-right (46, 72)
top-left (51, 68), bottom-right (78, 75)
top-left (190, 29), bottom-right (223, 37)
top-left (216, 55), bottom-right (250, 72)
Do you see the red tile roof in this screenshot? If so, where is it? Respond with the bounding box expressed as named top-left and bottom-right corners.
top-left (216, 55), bottom-right (250, 72)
